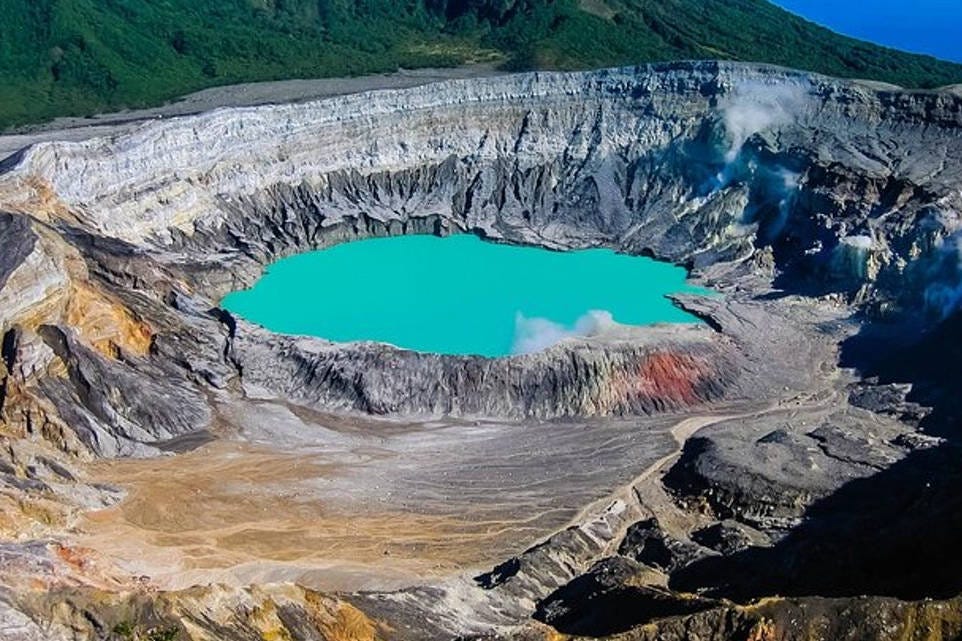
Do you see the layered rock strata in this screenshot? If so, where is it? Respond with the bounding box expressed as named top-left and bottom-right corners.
top-left (0, 60), bottom-right (961, 640)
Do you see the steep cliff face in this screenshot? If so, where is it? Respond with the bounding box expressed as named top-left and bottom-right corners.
top-left (234, 322), bottom-right (737, 417)
top-left (1, 61), bottom-right (959, 435)
top-left (7, 62), bottom-right (961, 303)
top-left (0, 62), bottom-right (961, 640)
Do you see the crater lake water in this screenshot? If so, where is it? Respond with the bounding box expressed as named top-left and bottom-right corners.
top-left (221, 235), bottom-right (705, 357)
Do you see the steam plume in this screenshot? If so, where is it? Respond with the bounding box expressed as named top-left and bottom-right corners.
top-left (721, 80), bottom-right (812, 161)
top-left (925, 232), bottom-right (962, 317)
top-left (512, 311), bottom-right (615, 355)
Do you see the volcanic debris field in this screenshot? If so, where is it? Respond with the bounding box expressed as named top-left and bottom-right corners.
top-left (1, 61), bottom-right (962, 640)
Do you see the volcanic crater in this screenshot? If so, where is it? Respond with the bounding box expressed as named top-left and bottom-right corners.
top-left (1, 61), bottom-right (962, 640)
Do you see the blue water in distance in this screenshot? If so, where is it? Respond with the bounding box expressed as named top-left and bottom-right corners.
top-left (221, 235), bottom-right (705, 357)
top-left (773, 0), bottom-right (962, 63)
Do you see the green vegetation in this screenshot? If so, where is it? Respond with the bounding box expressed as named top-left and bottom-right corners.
top-left (2, 0), bottom-right (961, 129)
top-left (111, 620), bottom-right (180, 641)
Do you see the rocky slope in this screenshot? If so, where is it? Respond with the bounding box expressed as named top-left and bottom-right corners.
top-left (0, 61), bottom-right (961, 639)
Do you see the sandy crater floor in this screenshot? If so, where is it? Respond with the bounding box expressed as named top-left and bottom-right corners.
top-left (75, 399), bottom-right (693, 592)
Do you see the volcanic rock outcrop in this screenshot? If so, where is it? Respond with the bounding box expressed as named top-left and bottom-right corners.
top-left (1, 61), bottom-right (961, 640)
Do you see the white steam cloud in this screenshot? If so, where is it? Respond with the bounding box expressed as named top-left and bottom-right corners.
top-left (721, 80), bottom-right (812, 161)
top-left (831, 235), bottom-right (876, 281)
top-left (766, 166), bottom-right (802, 237)
top-left (704, 81), bottom-right (810, 241)
top-left (925, 232), bottom-right (962, 318)
top-left (512, 311), bottom-right (615, 355)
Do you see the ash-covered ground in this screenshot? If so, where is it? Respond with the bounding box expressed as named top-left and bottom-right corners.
top-left (1, 62), bottom-right (962, 640)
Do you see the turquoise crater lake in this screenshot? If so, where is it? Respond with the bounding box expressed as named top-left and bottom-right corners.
top-left (221, 235), bottom-right (704, 357)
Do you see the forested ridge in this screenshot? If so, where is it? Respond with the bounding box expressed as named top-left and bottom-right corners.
top-left (2, 0), bottom-right (961, 128)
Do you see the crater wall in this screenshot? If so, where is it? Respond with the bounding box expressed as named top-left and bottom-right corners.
top-left (0, 61), bottom-right (960, 449)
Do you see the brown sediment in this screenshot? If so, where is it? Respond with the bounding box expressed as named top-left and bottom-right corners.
top-left (64, 282), bottom-right (152, 358)
top-left (635, 352), bottom-right (711, 405)
top-left (0, 177), bottom-right (74, 224)
top-left (596, 348), bottom-right (721, 416)
top-left (53, 544), bottom-right (94, 573)
top-left (74, 438), bottom-right (565, 591)
top-left (0, 492), bottom-right (65, 537)
top-left (305, 593), bottom-right (381, 641)
top-left (1, 62), bottom-right (959, 639)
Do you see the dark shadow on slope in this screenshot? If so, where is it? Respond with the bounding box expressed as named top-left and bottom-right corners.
top-left (670, 311), bottom-right (962, 602)
top-left (670, 440), bottom-right (962, 602)
top-left (534, 557), bottom-right (718, 637)
top-left (840, 311), bottom-right (962, 441)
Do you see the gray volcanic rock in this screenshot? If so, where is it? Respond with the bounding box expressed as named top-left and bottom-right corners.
top-left (0, 61), bottom-right (959, 440)
top-left (35, 325), bottom-right (211, 457)
top-left (691, 520), bottom-right (771, 556)
top-left (533, 556), bottom-right (718, 637)
top-left (848, 380), bottom-right (928, 424)
top-left (0, 213), bottom-right (35, 292)
top-left (234, 321), bottom-right (737, 418)
top-left (663, 410), bottom-right (911, 529)
top-left (0, 61), bottom-right (961, 640)
top-left (4, 62), bottom-right (961, 306)
top-left (618, 518), bottom-right (711, 573)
